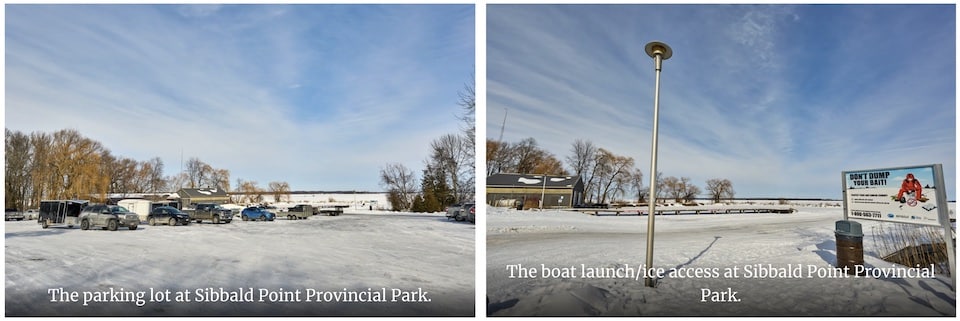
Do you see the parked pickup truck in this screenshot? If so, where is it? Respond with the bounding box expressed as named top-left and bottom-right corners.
top-left (5, 209), bottom-right (25, 221)
top-left (183, 203), bottom-right (233, 224)
top-left (285, 204), bottom-right (315, 220)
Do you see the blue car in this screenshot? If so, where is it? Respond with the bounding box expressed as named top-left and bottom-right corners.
top-left (241, 207), bottom-right (275, 221)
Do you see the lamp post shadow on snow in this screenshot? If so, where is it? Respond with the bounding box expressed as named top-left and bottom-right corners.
top-left (487, 297), bottom-right (519, 316)
top-left (658, 236), bottom-right (722, 284)
top-left (5, 228), bottom-right (68, 239)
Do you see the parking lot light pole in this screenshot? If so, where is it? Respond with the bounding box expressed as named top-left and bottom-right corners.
top-left (539, 174), bottom-right (547, 210)
top-left (643, 41), bottom-right (672, 288)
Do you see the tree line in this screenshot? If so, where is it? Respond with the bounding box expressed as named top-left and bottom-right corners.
top-left (5, 128), bottom-right (292, 210)
top-left (486, 137), bottom-right (736, 205)
top-left (379, 79), bottom-right (476, 212)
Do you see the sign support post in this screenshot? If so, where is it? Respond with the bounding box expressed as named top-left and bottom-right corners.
top-left (932, 164), bottom-right (956, 288)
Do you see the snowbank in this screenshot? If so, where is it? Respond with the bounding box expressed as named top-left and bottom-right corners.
top-left (486, 206), bottom-right (955, 316)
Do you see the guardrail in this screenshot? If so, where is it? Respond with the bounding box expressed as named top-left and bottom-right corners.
top-left (569, 205), bottom-right (796, 216)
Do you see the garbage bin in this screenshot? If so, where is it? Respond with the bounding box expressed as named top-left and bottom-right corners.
top-left (835, 220), bottom-right (864, 275)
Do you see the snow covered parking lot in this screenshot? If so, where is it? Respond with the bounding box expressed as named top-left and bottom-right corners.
top-left (487, 206), bottom-right (955, 316)
top-left (6, 210), bottom-right (474, 316)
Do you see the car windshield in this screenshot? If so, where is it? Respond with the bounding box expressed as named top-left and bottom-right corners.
top-left (158, 207), bottom-right (182, 214)
top-left (111, 206), bottom-right (130, 213)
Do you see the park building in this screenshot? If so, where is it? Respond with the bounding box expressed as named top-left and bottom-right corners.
top-left (486, 173), bottom-right (584, 210)
top-left (177, 187), bottom-right (230, 206)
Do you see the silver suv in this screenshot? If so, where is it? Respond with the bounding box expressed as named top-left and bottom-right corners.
top-left (79, 204), bottom-right (139, 231)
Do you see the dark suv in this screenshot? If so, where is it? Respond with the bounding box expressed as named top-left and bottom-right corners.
top-left (147, 206), bottom-right (191, 226)
top-left (79, 204), bottom-right (139, 231)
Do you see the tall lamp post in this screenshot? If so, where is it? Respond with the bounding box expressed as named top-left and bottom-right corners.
top-left (539, 174), bottom-right (548, 210)
top-left (643, 41), bottom-right (672, 288)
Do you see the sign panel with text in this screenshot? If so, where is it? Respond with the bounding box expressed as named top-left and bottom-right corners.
top-left (841, 165), bottom-right (944, 227)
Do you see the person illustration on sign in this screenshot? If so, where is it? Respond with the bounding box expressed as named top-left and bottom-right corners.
top-left (895, 173), bottom-right (927, 203)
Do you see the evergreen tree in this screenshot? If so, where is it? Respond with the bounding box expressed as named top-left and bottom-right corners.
top-left (410, 194), bottom-right (426, 213)
top-left (423, 164), bottom-right (455, 212)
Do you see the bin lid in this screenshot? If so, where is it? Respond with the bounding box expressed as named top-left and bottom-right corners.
top-left (835, 220), bottom-right (863, 237)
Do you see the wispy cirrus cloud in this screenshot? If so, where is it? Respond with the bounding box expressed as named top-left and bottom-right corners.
top-left (6, 4), bottom-right (475, 191)
top-left (487, 4), bottom-right (954, 198)
top-left (176, 4), bottom-right (222, 18)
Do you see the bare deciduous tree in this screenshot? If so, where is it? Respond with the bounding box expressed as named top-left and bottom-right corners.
top-left (144, 157), bottom-right (165, 194)
top-left (105, 154), bottom-right (142, 195)
top-left (566, 139), bottom-right (597, 177)
top-left (663, 176), bottom-right (701, 203)
top-left (706, 178), bottom-right (735, 204)
top-left (457, 76), bottom-right (475, 154)
top-left (487, 137), bottom-right (566, 177)
top-left (531, 153), bottom-right (566, 176)
top-left (268, 181), bottom-right (291, 203)
top-left (29, 131), bottom-right (52, 206)
top-left (209, 168), bottom-right (231, 191)
top-left (165, 172), bottom-right (189, 192)
top-left (566, 140), bottom-right (598, 200)
top-left (5, 128), bottom-right (174, 207)
top-left (455, 76), bottom-right (477, 202)
top-left (629, 168), bottom-right (645, 203)
top-left (236, 179), bottom-right (264, 204)
top-left (486, 139), bottom-right (510, 176)
top-left (662, 176), bottom-right (682, 203)
top-left (681, 179), bottom-right (702, 203)
top-left (592, 148), bottom-right (634, 204)
top-left (512, 138), bottom-right (541, 174)
top-left (184, 157), bottom-right (214, 188)
top-left (430, 133), bottom-right (471, 203)
top-left (6, 129), bottom-right (33, 211)
top-left (379, 163), bottom-right (417, 211)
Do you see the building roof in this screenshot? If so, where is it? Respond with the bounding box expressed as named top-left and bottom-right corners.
top-left (177, 188), bottom-right (229, 198)
top-left (487, 173), bottom-right (582, 189)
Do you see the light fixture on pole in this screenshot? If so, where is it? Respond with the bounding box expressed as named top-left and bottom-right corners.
top-left (643, 40), bottom-right (672, 288)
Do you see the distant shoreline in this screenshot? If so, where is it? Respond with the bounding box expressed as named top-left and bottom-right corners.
top-left (287, 191), bottom-right (386, 195)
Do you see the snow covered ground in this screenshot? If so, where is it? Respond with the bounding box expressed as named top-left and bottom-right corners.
top-left (5, 209), bottom-right (474, 316)
top-left (486, 205), bottom-right (956, 316)
top-left (271, 193), bottom-right (390, 210)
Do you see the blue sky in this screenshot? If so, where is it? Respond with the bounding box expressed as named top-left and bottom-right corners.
top-left (487, 4), bottom-right (955, 199)
top-left (6, 4), bottom-right (474, 191)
